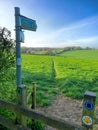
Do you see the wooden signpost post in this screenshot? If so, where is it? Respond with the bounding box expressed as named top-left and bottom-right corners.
top-left (15, 7), bottom-right (37, 126)
top-left (15, 7), bottom-right (37, 87)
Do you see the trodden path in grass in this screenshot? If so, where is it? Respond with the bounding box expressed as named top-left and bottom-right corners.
top-left (37, 95), bottom-right (98, 130)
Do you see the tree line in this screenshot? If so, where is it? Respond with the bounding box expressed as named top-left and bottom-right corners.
top-left (21, 46), bottom-right (94, 55)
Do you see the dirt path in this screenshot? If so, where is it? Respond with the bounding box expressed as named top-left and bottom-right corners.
top-left (37, 95), bottom-right (98, 130)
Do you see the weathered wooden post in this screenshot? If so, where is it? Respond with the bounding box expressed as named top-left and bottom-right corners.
top-left (31, 82), bottom-right (36, 128)
top-left (31, 82), bottom-right (36, 109)
top-left (16, 85), bottom-right (27, 126)
top-left (82, 91), bottom-right (96, 129)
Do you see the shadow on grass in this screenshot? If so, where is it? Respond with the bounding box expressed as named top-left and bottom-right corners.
top-left (22, 70), bottom-right (58, 107)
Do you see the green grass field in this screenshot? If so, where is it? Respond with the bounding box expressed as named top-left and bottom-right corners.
top-left (1, 50), bottom-right (98, 104)
top-left (1, 49), bottom-right (98, 129)
top-left (22, 54), bottom-right (58, 106)
top-left (21, 50), bottom-right (98, 104)
top-left (1, 49), bottom-right (98, 120)
top-left (60, 49), bottom-right (98, 60)
top-left (56, 50), bottom-right (98, 101)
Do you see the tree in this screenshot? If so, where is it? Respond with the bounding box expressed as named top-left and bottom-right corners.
top-left (0, 27), bottom-right (15, 78)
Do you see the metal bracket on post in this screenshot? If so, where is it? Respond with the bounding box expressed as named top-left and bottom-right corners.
top-left (82, 91), bottom-right (96, 129)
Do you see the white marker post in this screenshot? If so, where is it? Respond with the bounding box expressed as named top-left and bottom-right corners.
top-left (82, 91), bottom-right (96, 129)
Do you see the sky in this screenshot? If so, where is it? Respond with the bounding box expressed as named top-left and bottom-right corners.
top-left (0, 0), bottom-right (98, 48)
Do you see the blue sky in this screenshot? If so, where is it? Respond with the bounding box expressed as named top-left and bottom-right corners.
top-left (0, 0), bottom-right (98, 48)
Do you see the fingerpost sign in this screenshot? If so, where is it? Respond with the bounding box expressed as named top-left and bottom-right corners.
top-left (15, 7), bottom-right (37, 87)
top-left (20, 16), bottom-right (37, 31)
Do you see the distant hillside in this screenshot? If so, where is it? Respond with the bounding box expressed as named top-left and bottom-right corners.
top-left (60, 49), bottom-right (98, 60)
top-left (21, 46), bottom-right (93, 56)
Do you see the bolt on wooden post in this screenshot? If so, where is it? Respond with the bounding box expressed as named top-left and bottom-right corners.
top-left (82, 91), bottom-right (96, 129)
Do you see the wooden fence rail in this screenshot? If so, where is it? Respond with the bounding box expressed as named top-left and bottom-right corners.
top-left (0, 115), bottom-right (31, 130)
top-left (0, 99), bottom-right (87, 130)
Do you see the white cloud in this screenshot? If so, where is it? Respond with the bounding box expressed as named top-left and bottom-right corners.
top-left (23, 15), bottom-right (98, 48)
top-left (75, 36), bottom-right (98, 48)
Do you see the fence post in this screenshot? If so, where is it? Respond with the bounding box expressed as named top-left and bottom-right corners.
top-left (31, 82), bottom-right (36, 109)
top-left (31, 82), bottom-right (36, 128)
top-left (16, 85), bottom-right (27, 126)
top-left (82, 91), bottom-right (96, 129)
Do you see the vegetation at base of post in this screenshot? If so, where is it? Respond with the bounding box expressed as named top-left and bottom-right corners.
top-left (27, 119), bottom-right (45, 130)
